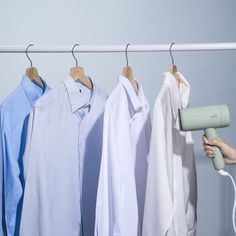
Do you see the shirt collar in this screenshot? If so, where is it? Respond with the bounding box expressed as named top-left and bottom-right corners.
top-left (63, 75), bottom-right (96, 113)
top-left (20, 75), bottom-right (49, 107)
top-left (163, 72), bottom-right (190, 120)
top-left (119, 75), bottom-right (148, 112)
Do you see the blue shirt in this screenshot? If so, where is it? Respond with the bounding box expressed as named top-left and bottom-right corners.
top-left (20, 75), bottom-right (106, 236)
top-left (0, 75), bottom-right (49, 236)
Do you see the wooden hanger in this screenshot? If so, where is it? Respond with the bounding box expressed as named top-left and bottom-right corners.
top-left (70, 44), bottom-right (93, 90)
top-left (25, 44), bottom-right (44, 88)
top-left (123, 44), bottom-right (139, 93)
top-left (169, 43), bottom-right (181, 88)
top-left (168, 64), bottom-right (181, 88)
top-left (70, 66), bottom-right (93, 90)
top-left (122, 66), bottom-right (138, 93)
top-left (26, 66), bottom-right (44, 88)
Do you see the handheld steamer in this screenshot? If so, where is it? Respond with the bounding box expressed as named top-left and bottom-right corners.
top-left (179, 105), bottom-right (236, 235)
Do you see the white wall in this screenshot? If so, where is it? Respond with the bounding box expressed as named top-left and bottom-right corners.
top-left (1, 0), bottom-right (236, 235)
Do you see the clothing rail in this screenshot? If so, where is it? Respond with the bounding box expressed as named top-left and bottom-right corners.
top-left (0, 42), bottom-right (236, 53)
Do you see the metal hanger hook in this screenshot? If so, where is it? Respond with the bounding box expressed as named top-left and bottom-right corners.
top-left (125, 43), bottom-right (130, 67)
top-left (25, 44), bottom-right (34, 67)
top-left (169, 42), bottom-right (175, 65)
top-left (72, 44), bottom-right (79, 67)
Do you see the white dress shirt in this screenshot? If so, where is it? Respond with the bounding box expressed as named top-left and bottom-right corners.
top-left (142, 72), bottom-right (197, 236)
top-left (95, 75), bottom-right (151, 236)
top-left (20, 75), bottom-right (106, 236)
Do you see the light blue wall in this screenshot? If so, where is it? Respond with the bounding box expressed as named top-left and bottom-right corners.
top-left (1, 0), bottom-right (236, 235)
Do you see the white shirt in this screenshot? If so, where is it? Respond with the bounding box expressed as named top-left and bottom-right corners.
top-left (20, 75), bottom-right (106, 236)
top-left (142, 72), bottom-right (197, 236)
top-left (95, 76), bottom-right (151, 236)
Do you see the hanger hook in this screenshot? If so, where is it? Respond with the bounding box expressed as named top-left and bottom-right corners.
top-left (72, 44), bottom-right (79, 67)
top-left (125, 43), bottom-right (130, 67)
top-left (169, 43), bottom-right (175, 65)
top-left (25, 44), bottom-right (34, 67)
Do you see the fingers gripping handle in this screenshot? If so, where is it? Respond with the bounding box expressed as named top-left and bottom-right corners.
top-left (204, 128), bottom-right (225, 170)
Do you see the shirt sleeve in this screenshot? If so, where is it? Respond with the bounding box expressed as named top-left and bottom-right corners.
top-left (95, 106), bottom-right (123, 236)
top-left (0, 104), bottom-right (28, 236)
top-left (142, 99), bottom-right (174, 236)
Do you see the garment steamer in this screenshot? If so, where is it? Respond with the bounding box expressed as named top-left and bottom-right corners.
top-left (179, 105), bottom-right (236, 235)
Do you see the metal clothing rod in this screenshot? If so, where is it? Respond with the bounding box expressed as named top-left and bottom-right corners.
top-left (0, 42), bottom-right (236, 53)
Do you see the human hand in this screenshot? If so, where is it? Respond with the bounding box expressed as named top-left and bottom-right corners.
top-left (202, 135), bottom-right (236, 164)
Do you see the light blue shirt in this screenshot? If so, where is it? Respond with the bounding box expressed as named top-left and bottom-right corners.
top-left (0, 75), bottom-right (49, 236)
top-left (20, 75), bottom-right (106, 236)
